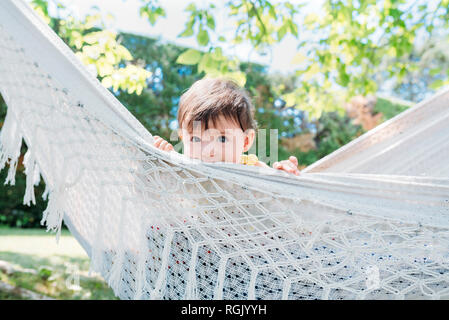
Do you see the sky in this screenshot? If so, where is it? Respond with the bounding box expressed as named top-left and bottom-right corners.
top-left (49, 0), bottom-right (322, 74)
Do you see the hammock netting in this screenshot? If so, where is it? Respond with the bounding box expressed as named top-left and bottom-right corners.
top-left (0, 0), bottom-right (448, 300)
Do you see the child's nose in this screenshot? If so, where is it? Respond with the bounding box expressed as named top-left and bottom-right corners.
top-left (202, 141), bottom-right (216, 157)
top-left (207, 144), bottom-right (215, 156)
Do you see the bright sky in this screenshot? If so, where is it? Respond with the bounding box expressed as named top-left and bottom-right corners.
top-left (49, 0), bottom-right (322, 74)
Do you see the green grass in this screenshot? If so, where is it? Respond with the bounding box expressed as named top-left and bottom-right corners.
top-left (0, 225), bottom-right (72, 236)
top-left (0, 226), bottom-right (117, 300)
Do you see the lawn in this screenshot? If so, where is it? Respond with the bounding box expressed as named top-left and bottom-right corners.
top-left (0, 226), bottom-right (117, 300)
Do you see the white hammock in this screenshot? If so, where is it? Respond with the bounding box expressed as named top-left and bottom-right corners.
top-left (1, 0), bottom-right (448, 300)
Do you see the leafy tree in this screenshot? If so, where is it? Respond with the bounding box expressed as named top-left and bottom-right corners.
top-left (287, 0), bottom-right (449, 116)
top-left (29, 0), bottom-right (449, 118)
top-left (376, 35), bottom-right (449, 102)
top-left (114, 33), bottom-right (200, 140)
top-left (30, 0), bottom-right (152, 95)
top-left (138, 0), bottom-right (166, 26)
top-left (175, 1), bottom-right (300, 86)
top-left (170, 0), bottom-right (449, 118)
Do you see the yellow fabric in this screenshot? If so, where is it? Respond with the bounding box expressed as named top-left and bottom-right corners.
top-left (240, 154), bottom-right (258, 166)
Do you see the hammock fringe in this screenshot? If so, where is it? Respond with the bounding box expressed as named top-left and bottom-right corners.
top-left (0, 110), bottom-right (23, 186)
top-left (42, 182), bottom-right (50, 201)
top-left (0, 109), bottom-right (60, 240)
top-left (107, 251), bottom-right (125, 294)
top-left (40, 185), bottom-right (66, 243)
top-left (23, 149), bottom-right (40, 206)
top-left (133, 213), bottom-right (150, 299)
top-left (133, 251), bottom-right (147, 300)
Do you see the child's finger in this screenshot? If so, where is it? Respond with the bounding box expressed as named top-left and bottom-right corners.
top-left (273, 161), bottom-right (299, 175)
top-left (162, 141), bottom-right (174, 151)
top-left (281, 161), bottom-right (300, 175)
top-left (274, 161), bottom-right (293, 173)
top-left (283, 163), bottom-right (296, 174)
top-left (276, 162), bottom-right (291, 172)
top-left (289, 156), bottom-right (298, 166)
top-left (154, 137), bottom-right (163, 148)
top-left (160, 140), bottom-right (169, 150)
top-left (288, 163), bottom-right (300, 176)
top-left (287, 160), bottom-right (300, 175)
top-left (161, 140), bottom-right (173, 151)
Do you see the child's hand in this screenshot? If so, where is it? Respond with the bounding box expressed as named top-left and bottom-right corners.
top-left (273, 156), bottom-right (300, 176)
top-left (153, 135), bottom-right (174, 152)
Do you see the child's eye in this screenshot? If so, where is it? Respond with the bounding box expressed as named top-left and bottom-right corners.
top-left (191, 136), bottom-right (201, 142)
top-left (218, 136), bottom-right (227, 143)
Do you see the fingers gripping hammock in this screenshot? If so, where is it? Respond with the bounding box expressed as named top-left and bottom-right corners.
top-left (1, 0), bottom-right (449, 300)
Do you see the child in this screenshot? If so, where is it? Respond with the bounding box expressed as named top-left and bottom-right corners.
top-left (153, 77), bottom-right (300, 176)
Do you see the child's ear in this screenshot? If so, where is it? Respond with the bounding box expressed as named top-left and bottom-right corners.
top-left (243, 129), bottom-right (255, 152)
top-left (178, 129), bottom-right (183, 141)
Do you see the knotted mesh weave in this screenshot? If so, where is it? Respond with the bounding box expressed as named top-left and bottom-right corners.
top-left (0, 0), bottom-right (448, 300)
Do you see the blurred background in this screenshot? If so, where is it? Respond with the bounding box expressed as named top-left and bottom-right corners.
top-left (0, 0), bottom-right (448, 299)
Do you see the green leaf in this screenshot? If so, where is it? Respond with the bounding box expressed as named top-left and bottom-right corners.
top-left (179, 27), bottom-right (194, 38)
top-left (429, 68), bottom-right (441, 77)
top-left (277, 24), bottom-right (288, 40)
top-left (269, 6), bottom-right (277, 19)
top-left (38, 267), bottom-right (53, 280)
top-left (117, 46), bottom-right (133, 60)
top-left (83, 33), bottom-right (100, 44)
top-left (155, 7), bottom-right (165, 16)
top-left (97, 61), bottom-right (114, 77)
top-left (220, 64), bottom-right (229, 73)
top-left (198, 53), bottom-right (218, 73)
top-left (226, 71), bottom-right (246, 87)
top-left (430, 79), bottom-right (444, 90)
top-left (285, 3), bottom-right (294, 11)
top-left (176, 49), bottom-right (202, 65)
top-left (291, 52), bottom-right (307, 65)
top-left (197, 28), bottom-right (210, 46)
top-left (211, 47), bottom-right (224, 60)
top-left (339, 72), bottom-right (350, 86)
top-left (148, 12), bottom-right (157, 25)
top-left (185, 3), bottom-right (196, 12)
top-left (206, 16), bottom-right (215, 30)
top-left (105, 51), bottom-right (116, 64)
top-left (282, 92), bottom-right (297, 106)
top-left (288, 20), bottom-right (298, 37)
top-left (136, 83), bottom-right (144, 95)
top-left (101, 76), bottom-right (113, 88)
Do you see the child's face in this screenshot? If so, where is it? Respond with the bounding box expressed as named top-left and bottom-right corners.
top-left (180, 115), bottom-right (254, 163)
